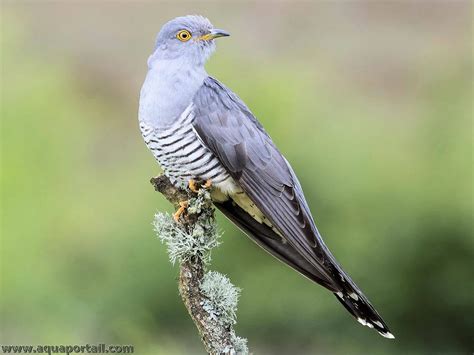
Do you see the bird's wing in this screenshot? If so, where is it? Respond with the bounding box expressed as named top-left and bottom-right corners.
top-left (192, 76), bottom-right (342, 289)
top-left (192, 77), bottom-right (393, 338)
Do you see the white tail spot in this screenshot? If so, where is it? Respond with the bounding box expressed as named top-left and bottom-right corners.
top-left (373, 320), bottom-right (384, 328)
top-left (358, 318), bottom-right (374, 329)
top-left (349, 293), bottom-right (359, 301)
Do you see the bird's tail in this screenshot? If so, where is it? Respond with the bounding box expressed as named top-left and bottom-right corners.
top-left (333, 272), bottom-right (395, 339)
top-left (216, 198), bottom-right (395, 338)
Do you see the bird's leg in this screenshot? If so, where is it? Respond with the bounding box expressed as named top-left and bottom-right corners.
top-left (173, 201), bottom-right (189, 222)
top-left (203, 179), bottom-right (212, 189)
top-left (188, 179), bottom-right (199, 193)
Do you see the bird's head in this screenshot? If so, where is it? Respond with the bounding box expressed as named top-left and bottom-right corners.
top-left (151, 15), bottom-right (229, 67)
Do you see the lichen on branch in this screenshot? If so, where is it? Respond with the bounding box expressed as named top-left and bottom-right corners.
top-left (153, 210), bottom-right (220, 265)
top-left (150, 175), bottom-right (248, 354)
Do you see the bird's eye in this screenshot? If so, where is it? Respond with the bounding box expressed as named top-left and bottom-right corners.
top-left (176, 30), bottom-right (192, 42)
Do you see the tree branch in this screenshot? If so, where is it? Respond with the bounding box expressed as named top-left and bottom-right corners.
top-left (150, 175), bottom-right (248, 354)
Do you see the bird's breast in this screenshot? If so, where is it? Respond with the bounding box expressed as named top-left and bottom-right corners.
top-left (140, 107), bottom-right (279, 236)
top-left (140, 104), bottom-right (232, 190)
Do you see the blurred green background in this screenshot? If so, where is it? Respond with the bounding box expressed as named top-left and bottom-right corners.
top-left (1, 1), bottom-right (472, 354)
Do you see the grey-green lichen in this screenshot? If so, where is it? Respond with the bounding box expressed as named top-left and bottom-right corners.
top-left (200, 271), bottom-right (240, 326)
top-left (154, 185), bottom-right (221, 265)
top-left (230, 332), bottom-right (248, 355)
top-left (187, 188), bottom-right (212, 215)
top-left (201, 271), bottom-right (248, 354)
top-left (153, 212), bottom-right (220, 265)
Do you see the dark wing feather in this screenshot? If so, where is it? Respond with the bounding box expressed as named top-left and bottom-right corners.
top-left (192, 77), bottom-right (393, 337)
top-left (215, 199), bottom-right (336, 290)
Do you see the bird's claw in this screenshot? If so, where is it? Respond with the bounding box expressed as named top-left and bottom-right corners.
top-left (188, 179), bottom-right (199, 193)
top-left (203, 179), bottom-right (212, 189)
top-left (173, 200), bottom-right (189, 222)
top-left (188, 179), bottom-right (212, 193)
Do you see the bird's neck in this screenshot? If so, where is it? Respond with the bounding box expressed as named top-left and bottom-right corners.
top-left (139, 57), bottom-right (207, 128)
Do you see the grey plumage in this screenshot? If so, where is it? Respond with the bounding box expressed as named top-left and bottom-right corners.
top-left (139, 15), bottom-right (394, 339)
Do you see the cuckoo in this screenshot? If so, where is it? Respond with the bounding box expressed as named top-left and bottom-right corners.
top-left (139, 15), bottom-right (394, 339)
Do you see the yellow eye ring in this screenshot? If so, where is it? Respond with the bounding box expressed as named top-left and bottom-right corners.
top-left (176, 30), bottom-right (192, 42)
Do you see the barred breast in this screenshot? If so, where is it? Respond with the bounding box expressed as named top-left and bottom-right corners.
top-left (140, 104), bottom-right (236, 193)
top-left (140, 104), bottom-right (277, 233)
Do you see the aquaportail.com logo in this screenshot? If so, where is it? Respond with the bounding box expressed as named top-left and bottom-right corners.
top-left (0, 344), bottom-right (134, 354)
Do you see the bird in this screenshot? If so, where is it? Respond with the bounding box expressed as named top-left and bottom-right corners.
top-left (139, 15), bottom-right (394, 339)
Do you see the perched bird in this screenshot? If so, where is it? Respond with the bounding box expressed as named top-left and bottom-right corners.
top-left (139, 15), bottom-right (394, 339)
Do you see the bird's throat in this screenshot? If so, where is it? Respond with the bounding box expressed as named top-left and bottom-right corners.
top-left (139, 59), bottom-right (207, 128)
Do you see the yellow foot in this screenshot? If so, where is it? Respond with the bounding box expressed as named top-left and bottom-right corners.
top-left (188, 179), bottom-right (212, 192)
top-left (188, 179), bottom-right (199, 193)
top-left (173, 201), bottom-right (189, 222)
top-left (203, 179), bottom-right (212, 189)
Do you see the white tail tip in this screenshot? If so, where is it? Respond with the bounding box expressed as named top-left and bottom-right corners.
top-left (379, 331), bottom-right (395, 339)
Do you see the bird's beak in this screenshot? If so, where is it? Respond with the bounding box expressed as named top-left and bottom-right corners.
top-left (199, 28), bottom-right (230, 41)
